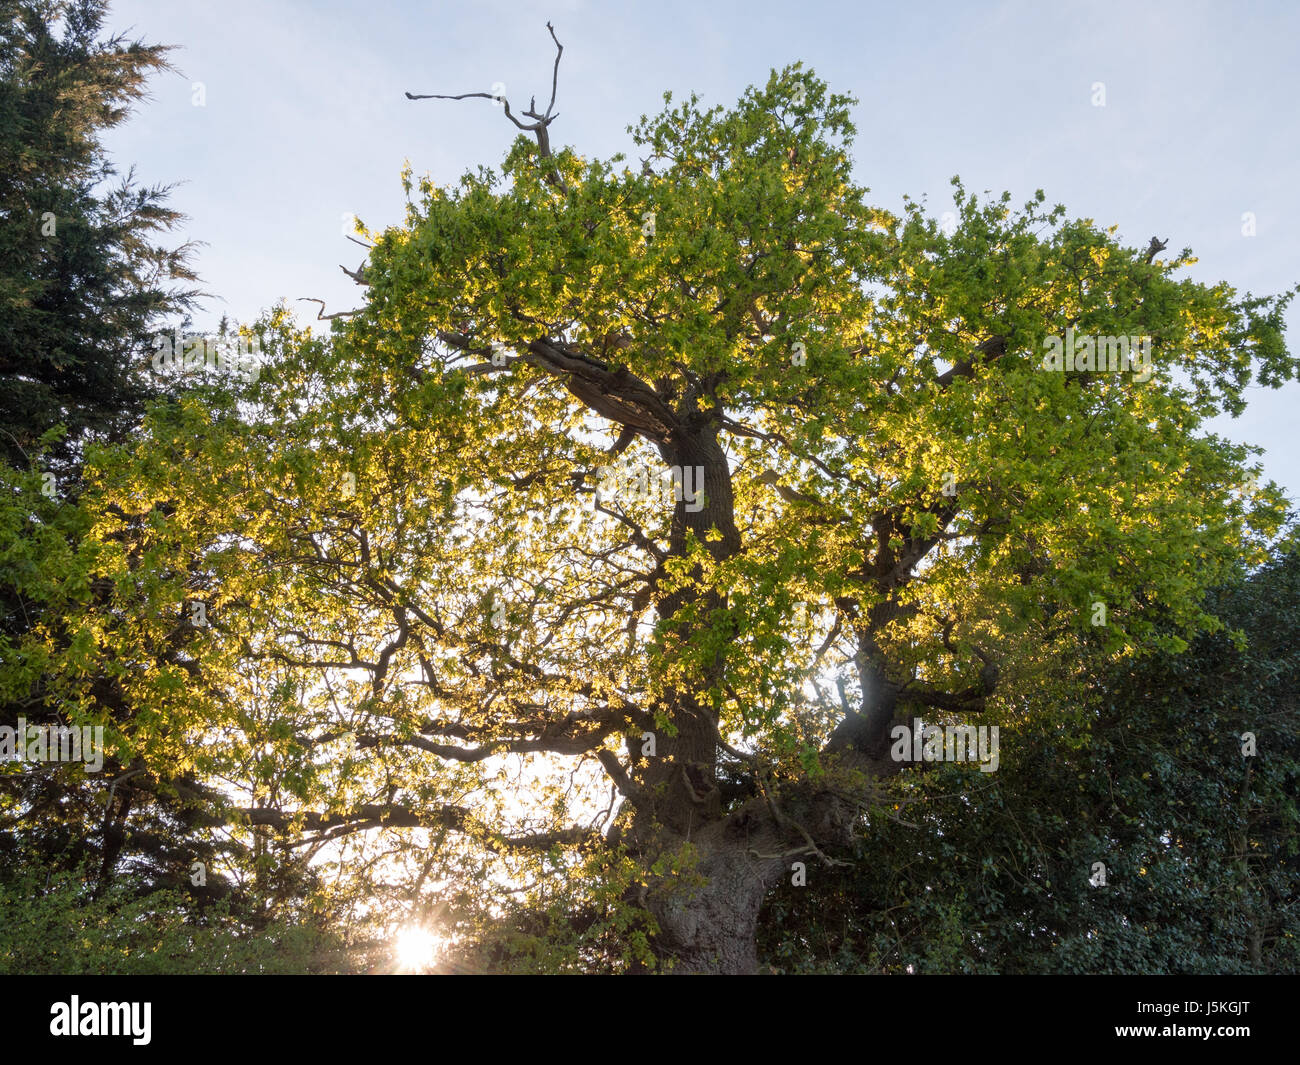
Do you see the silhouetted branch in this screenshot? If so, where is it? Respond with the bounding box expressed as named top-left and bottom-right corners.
top-left (405, 22), bottom-right (569, 193)
top-left (299, 297), bottom-right (359, 321)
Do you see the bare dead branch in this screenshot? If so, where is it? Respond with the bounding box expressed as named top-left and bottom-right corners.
top-left (1144, 235), bottom-right (1169, 264)
top-left (544, 21), bottom-right (562, 118)
top-left (299, 297), bottom-right (359, 321)
top-left (405, 22), bottom-right (570, 194)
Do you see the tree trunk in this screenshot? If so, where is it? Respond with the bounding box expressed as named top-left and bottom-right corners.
top-left (620, 424), bottom-right (771, 969)
top-left (643, 815), bottom-right (787, 973)
top-left (636, 786), bottom-right (864, 973)
top-left (621, 422), bottom-right (888, 972)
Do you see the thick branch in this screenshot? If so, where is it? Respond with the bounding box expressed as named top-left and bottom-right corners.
top-left (238, 802), bottom-right (598, 852)
top-left (934, 333), bottom-right (1008, 388)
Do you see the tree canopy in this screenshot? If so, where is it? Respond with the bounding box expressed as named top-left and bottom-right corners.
top-left (4, 22), bottom-right (1298, 973)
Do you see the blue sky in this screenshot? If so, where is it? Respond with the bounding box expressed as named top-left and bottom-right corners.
top-left (100, 0), bottom-right (1300, 498)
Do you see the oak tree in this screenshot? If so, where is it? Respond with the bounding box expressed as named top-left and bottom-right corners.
top-left (43, 33), bottom-right (1298, 971)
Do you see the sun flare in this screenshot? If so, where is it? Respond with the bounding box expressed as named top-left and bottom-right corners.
top-left (394, 925), bottom-right (442, 972)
